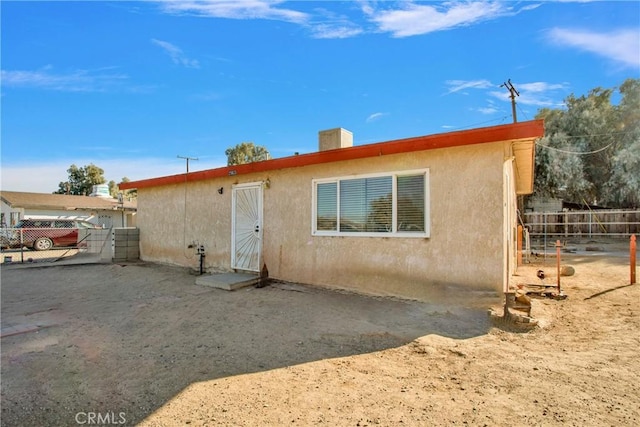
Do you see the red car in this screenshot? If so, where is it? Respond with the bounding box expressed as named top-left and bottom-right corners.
top-left (1, 219), bottom-right (101, 251)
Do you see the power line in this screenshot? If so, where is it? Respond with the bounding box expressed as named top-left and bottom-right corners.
top-left (536, 130), bottom-right (634, 155)
top-left (544, 130), bottom-right (633, 139)
top-left (516, 102), bottom-right (530, 122)
top-left (536, 140), bottom-right (616, 155)
top-left (450, 116), bottom-right (510, 131)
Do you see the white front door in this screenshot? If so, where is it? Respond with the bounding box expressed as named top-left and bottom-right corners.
top-left (231, 183), bottom-right (263, 272)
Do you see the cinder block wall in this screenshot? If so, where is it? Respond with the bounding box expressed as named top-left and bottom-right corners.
top-left (112, 227), bottom-right (139, 262)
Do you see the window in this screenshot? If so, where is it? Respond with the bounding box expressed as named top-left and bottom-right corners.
top-left (313, 169), bottom-right (429, 237)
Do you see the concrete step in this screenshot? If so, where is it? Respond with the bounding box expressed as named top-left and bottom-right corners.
top-left (195, 272), bottom-right (259, 291)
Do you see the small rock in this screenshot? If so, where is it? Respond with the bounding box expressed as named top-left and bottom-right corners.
top-left (560, 265), bottom-right (575, 276)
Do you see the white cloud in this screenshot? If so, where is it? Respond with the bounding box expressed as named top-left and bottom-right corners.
top-left (445, 78), bottom-right (568, 109)
top-left (156, 1), bottom-right (365, 39)
top-left (517, 82), bottom-right (568, 93)
top-left (546, 27), bottom-right (640, 69)
top-left (477, 106), bottom-right (499, 115)
top-left (475, 99), bottom-right (500, 115)
top-left (156, 0), bottom-right (308, 24)
top-left (366, 112), bottom-right (388, 123)
top-left (487, 80), bottom-right (569, 108)
top-left (444, 79), bottom-right (494, 95)
top-left (364, 1), bottom-right (512, 37)
top-left (151, 39), bottom-right (200, 68)
top-left (154, 0), bottom-right (538, 40)
top-left (0, 67), bottom-right (128, 92)
top-left (509, 81), bottom-right (568, 107)
top-left (306, 7), bottom-right (363, 39)
top-left (310, 23), bottom-right (363, 39)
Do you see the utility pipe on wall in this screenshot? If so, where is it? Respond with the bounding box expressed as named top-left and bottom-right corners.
top-left (517, 225), bottom-right (523, 266)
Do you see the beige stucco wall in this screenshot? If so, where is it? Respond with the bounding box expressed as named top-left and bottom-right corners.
top-left (136, 141), bottom-right (510, 301)
top-left (136, 178), bottom-right (235, 268)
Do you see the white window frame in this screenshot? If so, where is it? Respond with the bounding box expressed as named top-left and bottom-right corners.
top-left (312, 168), bottom-right (430, 238)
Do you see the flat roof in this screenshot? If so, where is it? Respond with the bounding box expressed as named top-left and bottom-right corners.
top-left (120, 120), bottom-right (544, 192)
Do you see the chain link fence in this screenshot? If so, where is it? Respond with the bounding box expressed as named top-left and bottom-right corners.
top-left (1, 226), bottom-right (112, 264)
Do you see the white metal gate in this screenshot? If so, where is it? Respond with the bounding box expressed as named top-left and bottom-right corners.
top-left (231, 183), bottom-right (263, 272)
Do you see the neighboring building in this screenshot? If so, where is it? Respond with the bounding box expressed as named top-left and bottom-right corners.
top-left (1, 188), bottom-right (137, 229)
top-left (525, 196), bottom-right (612, 212)
top-left (120, 120), bottom-right (544, 301)
top-left (524, 196), bottom-right (564, 213)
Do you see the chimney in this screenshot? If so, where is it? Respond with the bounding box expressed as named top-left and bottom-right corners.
top-left (318, 128), bottom-right (353, 151)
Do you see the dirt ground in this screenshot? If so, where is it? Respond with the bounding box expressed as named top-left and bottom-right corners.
top-left (1, 247), bottom-right (638, 426)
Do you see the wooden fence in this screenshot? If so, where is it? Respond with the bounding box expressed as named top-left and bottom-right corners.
top-left (523, 209), bottom-right (640, 240)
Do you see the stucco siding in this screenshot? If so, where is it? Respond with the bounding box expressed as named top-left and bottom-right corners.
top-left (263, 143), bottom-right (504, 299)
top-left (137, 179), bottom-right (232, 268)
top-left (135, 141), bottom-right (507, 301)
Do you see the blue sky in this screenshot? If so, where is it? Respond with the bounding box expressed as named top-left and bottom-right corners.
top-left (2, 1), bottom-right (639, 193)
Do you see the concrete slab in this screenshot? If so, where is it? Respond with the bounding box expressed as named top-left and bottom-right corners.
top-left (1, 325), bottom-right (41, 338)
top-left (195, 272), bottom-right (259, 291)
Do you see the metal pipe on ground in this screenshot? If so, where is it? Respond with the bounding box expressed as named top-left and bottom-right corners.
top-left (631, 234), bottom-right (636, 285)
top-left (556, 240), bottom-right (562, 293)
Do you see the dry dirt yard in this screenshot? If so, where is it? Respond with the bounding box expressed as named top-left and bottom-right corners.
top-left (1, 250), bottom-right (638, 426)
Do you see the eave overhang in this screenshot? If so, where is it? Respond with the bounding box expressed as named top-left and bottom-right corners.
top-left (120, 120), bottom-right (544, 191)
top-left (512, 138), bottom-right (537, 195)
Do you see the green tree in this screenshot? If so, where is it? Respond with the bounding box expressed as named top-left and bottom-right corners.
top-left (530, 78), bottom-right (639, 208)
top-left (54, 164), bottom-right (106, 196)
top-left (109, 177), bottom-right (137, 200)
top-left (603, 79), bottom-right (640, 208)
top-left (225, 142), bottom-right (271, 166)
top-left (108, 180), bottom-right (118, 198)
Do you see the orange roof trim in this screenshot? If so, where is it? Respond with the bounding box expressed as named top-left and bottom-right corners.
top-left (120, 120), bottom-right (544, 190)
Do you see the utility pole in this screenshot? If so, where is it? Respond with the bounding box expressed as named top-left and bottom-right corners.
top-left (177, 155), bottom-right (198, 173)
top-left (501, 79), bottom-right (520, 123)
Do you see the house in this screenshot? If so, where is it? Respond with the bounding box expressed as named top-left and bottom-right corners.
top-left (1, 188), bottom-right (137, 229)
top-left (119, 120), bottom-right (544, 301)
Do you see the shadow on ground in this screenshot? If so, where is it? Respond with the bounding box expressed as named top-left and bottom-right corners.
top-left (1, 263), bottom-right (496, 426)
